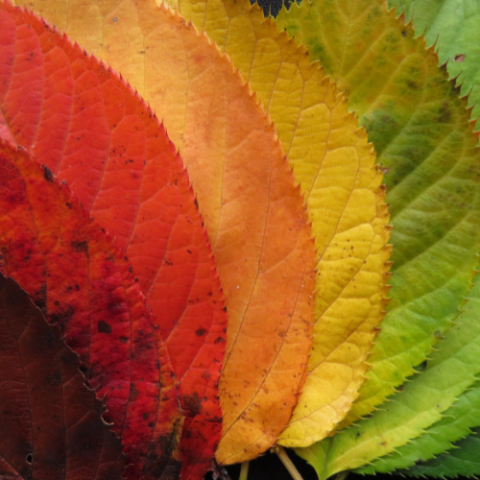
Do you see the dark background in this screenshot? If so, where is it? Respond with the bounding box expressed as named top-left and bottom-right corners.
top-left (209, 1), bottom-right (470, 479)
top-left (255, 0), bottom-right (291, 15)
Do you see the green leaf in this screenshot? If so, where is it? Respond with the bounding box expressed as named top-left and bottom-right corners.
top-left (295, 267), bottom-right (480, 478)
top-left (276, 0), bottom-right (480, 428)
top-left (357, 379), bottom-right (480, 473)
top-left (401, 426), bottom-right (480, 477)
top-left (389, 0), bottom-right (480, 134)
top-left (356, 348), bottom-right (480, 472)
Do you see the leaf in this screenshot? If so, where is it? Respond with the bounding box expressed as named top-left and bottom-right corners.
top-left (294, 258), bottom-right (480, 478)
top-left (358, 379), bottom-right (480, 473)
top-left (161, 0), bottom-right (391, 447)
top-left (11, 0), bottom-right (318, 463)
top-left (389, 0), bottom-right (480, 133)
top-left (276, 0), bottom-right (480, 426)
top-left (401, 426), bottom-right (480, 478)
top-left (0, 140), bottom-right (171, 479)
top-left (0, 137), bottom-right (183, 479)
top-left (0, 2), bottom-right (226, 476)
top-left (300, 265), bottom-right (480, 477)
top-left (0, 264), bottom-right (125, 480)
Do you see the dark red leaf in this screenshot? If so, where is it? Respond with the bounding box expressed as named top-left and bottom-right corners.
top-left (0, 271), bottom-right (125, 480)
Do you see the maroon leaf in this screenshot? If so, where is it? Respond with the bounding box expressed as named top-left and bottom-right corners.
top-left (0, 271), bottom-right (125, 480)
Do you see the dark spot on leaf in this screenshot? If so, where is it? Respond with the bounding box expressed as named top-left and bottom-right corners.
top-left (42, 165), bottom-right (54, 182)
top-left (131, 384), bottom-right (140, 401)
top-left (437, 104), bottom-right (452, 123)
top-left (70, 240), bottom-right (88, 255)
top-left (97, 320), bottom-right (112, 334)
top-left (454, 53), bottom-right (466, 62)
top-left (182, 392), bottom-right (202, 417)
top-left (196, 328), bottom-right (206, 336)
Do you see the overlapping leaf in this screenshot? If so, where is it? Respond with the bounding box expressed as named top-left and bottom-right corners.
top-left (161, 0), bottom-right (391, 447)
top-left (401, 426), bottom-right (480, 477)
top-left (359, 378), bottom-right (480, 473)
top-left (0, 2), bottom-right (227, 476)
top-left (391, 0), bottom-right (480, 128)
top-left (11, 0), bottom-right (318, 464)
top-left (0, 139), bottom-right (183, 479)
top-left (0, 254), bottom-right (125, 480)
top-left (296, 261), bottom-right (480, 478)
top-left (276, 0), bottom-right (480, 427)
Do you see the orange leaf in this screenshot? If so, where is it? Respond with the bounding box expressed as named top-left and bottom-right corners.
top-left (140, 6), bottom-right (317, 464)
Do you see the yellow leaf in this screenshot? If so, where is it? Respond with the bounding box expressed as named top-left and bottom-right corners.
top-left (160, 0), bottom-right (392, 447)
top-left (14, 0), bottom-right (317, 463)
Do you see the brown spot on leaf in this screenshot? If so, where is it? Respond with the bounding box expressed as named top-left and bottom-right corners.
top-left (42, 165), bottom-right (53, 182)
top-left (70, 240), bottom-right (88, 255)
top-left (97, 320), bottom-right (112, 334)
top-left (182, 392), bottom-right (202, 417)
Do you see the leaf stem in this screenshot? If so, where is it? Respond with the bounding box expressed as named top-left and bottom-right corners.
top-left (275, 446), bottom-right (305, 480)
top-left (239, 462), bottom-right (249, 480)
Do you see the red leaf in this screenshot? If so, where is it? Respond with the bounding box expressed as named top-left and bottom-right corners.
top-left (0, 269), bottom-right (124, 480)
top-left (0, 140), bottom-right (183, 479)
top-left (0, 2), bottom-right (228, 476)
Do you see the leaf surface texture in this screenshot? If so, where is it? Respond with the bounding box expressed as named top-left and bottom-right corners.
top-left (162, 0), bottom-right (392, 447)
top-left (0, 2), bottom-right (227, 475)
top-left (0, 255), bottom-right (125, 480)
top-left (390, 0), bottom-right (480, 130)
top-left (401, 426), bottom-right (480, 477)
top-left (358, 378), bottom-right (480, 473)
top-left (276, 0), bottom-right (480, 426)
top-left (0, 139), bottom-right (183, 479)
top-left (296, 264), bottom-right (480, 477)
top-left (9, 0), bottom-right (317, 464)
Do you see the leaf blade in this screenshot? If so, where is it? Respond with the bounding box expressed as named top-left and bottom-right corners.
top-left (163, 0), bottom-right (392, 447)
top-left (0, 139), bottom-right (183, 480)
top-left (0, 258), bottom-right (125, 480)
